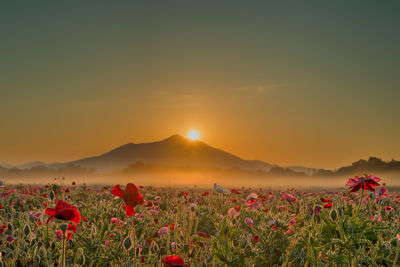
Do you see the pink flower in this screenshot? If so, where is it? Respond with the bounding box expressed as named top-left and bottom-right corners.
top-left (227, 207), bottom-right (240, 218)
top-left (289, 219), bottom-right (296, 225)
top-left (313, 206), bottom-right (322, 215)
top-left (244, 217), bottom-right (254, 227)
top-left (7, 235), bottom-right (14, 243)
top-left (282, 193), bottom-right (296, 202)
top-left (158, 227), bottom-right (169, 236)
top-left (110, 217), bottom-right (121, 224)
top-left (285, 227), bottom-right (294, 235)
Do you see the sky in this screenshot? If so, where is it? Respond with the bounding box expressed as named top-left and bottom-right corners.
top-left (1, 1), bottom-right (399, 169)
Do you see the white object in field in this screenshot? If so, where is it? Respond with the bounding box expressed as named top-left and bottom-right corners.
top-left (214, 183), bottom-right (230, 194)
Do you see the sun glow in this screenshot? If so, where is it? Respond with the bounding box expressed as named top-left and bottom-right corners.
top-left (187, 130), bottom-right (200, 140)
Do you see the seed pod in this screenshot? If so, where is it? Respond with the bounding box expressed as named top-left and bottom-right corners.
top-left (60, 223), bottom-right (68, 233)
top-left (50, 190), bottom-right (55, 200)
top-left (330, 209), bottom-right (338, 221)
top-left (123, 236), bottom-right (132, 251)
top-left (24, 225), bottom-right (31, 236)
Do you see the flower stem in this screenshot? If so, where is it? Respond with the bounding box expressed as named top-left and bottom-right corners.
top-left (61, 233), bottom-right (66, 267)
top-left (355, 187), bottom-right (364, 217)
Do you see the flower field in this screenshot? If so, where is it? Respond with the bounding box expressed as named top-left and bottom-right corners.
top-left (0, 175), bottom-right (399, 266)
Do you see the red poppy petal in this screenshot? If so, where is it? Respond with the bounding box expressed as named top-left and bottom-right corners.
top-left (349, 184), bottom-right (361, 193)
top-left (46, 216), bottom-right (54, 224)
top-left (46, 208), bottom-right (57, 216)
top-left (124, 183), bottom-right (142, 207)
top-left (111, 185), bottom-right (124, 198)
top-left (366, 180), bottom-right (380, 187)
top-left (365, 183), bottom-right (376, 192)
top-left (70, 209), bottom-right (81, 224)
top-left (124, 204), bottom-right (135, 216)
top-left (125, 183), bottom-right (139, 196)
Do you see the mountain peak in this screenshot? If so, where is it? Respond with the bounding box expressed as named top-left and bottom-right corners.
top-left (163, 134), bottom-right (186, 142)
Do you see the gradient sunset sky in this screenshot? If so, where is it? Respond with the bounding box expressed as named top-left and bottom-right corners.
top-left (1, 1), bottom-right (399, 169)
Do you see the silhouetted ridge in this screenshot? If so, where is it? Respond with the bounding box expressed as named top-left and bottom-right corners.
top-left (66, 134), bottom-right (274, 172)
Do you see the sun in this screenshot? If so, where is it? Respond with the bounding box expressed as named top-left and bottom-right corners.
top-left (187, 130), bottom-right (200, 140)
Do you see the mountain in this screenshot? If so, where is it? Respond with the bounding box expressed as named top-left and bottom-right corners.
top-left (16, 161), bottom-right (49, 170)
top-left (0, 163), bottom-right (13, 169)
top-left (335, 157), bottom-right (400, 175)
top-left (68, 134), bottom-right (277, 173)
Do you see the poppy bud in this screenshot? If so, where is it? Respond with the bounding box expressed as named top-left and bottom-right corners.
top-left (49, 190), bottom-right (55, 200)
top-left (330, 209), bottom-right (338, 221)
top-left (24, 225), bottom-right (31, 236)
top-left (123, 236), bottom-right (132, 251)
top-left (60, 223), bottom-right (68, 233)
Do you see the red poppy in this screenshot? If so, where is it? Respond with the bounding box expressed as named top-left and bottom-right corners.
top-left (345, 175), bottom-right (381, 193)
top-left (231, 188), bottom-right (241, 194)
top-left (162, 255), bottom-right (188, 267)
top-left (45, 200), bottom-right (81, 224)
top-left (201, 192), bottom-right (209, 197)
top-left (197, 232), bottom-right (209, 239)
top-left (323, 203), bottom-right (332, 209)
top-left (253, 234), bottom-right (259, 242)
top-left (320, 198), bottom-right (331, 203)
top-left (146, 200), bottom-right (154, 207)
top-left (111, 183), bottom-right (144, 216)
top-left (68, 224), bottom-right (77, 232)
top-left (385, 206), bottom-right (393, 211)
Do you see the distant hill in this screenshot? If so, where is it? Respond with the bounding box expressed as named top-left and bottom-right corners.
top-left (67, 135), bottom-right (277, 173)
top-left (335, 157), bottom-right (400, 175)
top-left (3, 136), bottom-right (399, 178)
top-left (0, 163), bottom-right (13, 169)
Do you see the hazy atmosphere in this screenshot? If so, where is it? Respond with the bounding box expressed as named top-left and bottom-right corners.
top-left (2, 2), bottom-right (400, 266)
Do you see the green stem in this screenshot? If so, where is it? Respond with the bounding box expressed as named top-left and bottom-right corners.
top-left (394, 240), bottom-right (399, 266)
top-left (355, 187), bottom-right (364, 217)
top-left (62, 233), bottom-right (66, 267)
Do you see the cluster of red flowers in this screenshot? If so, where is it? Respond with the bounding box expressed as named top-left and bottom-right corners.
top-left (38, 176), bottom-right (386, 266)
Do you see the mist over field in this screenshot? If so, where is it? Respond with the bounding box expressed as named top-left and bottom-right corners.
top-left (3, 171), bottom-right (400, 191)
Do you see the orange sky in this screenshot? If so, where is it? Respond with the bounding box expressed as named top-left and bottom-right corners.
top-left (1, 2), bottom-right (400, 169)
